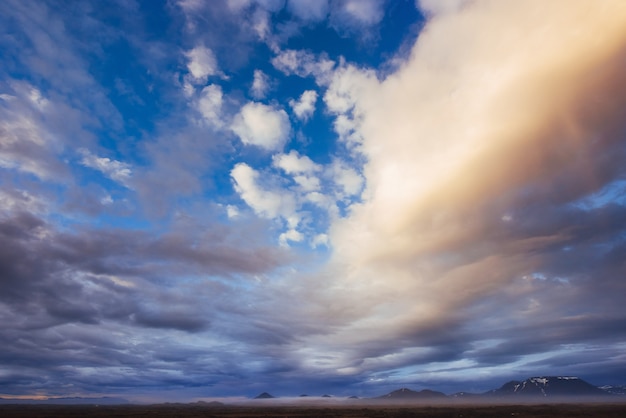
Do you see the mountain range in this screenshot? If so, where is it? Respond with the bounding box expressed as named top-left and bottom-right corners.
top-left (255, 376), bottom-right (622, 402)
top-left (381, 376), bottom-right (618, 401)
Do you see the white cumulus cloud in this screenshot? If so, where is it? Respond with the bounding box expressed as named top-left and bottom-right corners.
top-left (279, 228), bottom-right (304, 246)
top-left (293, 175), bottom-right (321, 192)
top-left (272, 150), bottom-right (320, 174)
top-left (185, 45), bottom-right (219, 84)
top-left (289, 90), bottom-right (318, 121)
top-left (330, 160), bottom-right (363, 198)
top-left (231, 102), bottom-right (291, 151)
top-left (231, 162), bottom-right (296, 220)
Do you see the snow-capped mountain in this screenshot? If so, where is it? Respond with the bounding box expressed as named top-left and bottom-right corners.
top-left (489, 376), bottom-right (608, 397)
top-left (600, 385), bottom-right (626, 395)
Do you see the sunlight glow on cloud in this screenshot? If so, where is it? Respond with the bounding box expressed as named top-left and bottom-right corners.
top-left (303, 0), bottom-right (626, 375)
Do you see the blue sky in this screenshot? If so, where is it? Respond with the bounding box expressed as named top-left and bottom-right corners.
top-left (2, 0), bottom-right (626, 402)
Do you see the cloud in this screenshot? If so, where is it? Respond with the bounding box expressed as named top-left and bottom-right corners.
top-left (231, 162), bottom-right (296, 219)
top-left (254, 8), bottom-right (275, 42)
top-left (226, 204), bottom-right (240, 218)
top-left (250, 70), bottom-right (270, 100)
top-left (333, 0), bottom-right (626, 262)
top-left (279, 227), bottom-right (304, 246)
top-left (287, 0), bottom-right (329, 22)
top-left (250, 69), bottom-right (271, 99)
top-left (132, 123), bottom-right (232, 217)
top-left (0, 85), bottom-right (70, 181)
top-left (273, 150), bottom-right (323, 193)
top-left (0, 189), bottom-right (47, 216)
top-left (223, 0), bottom-right (285, 48)
top-left (323, 63), bottom-right (378, 149)
top-left (196, 84), bottom-right (224, 127)
top-left (231, 102), bottom-right (291, 151)
top-left (285, 0), bottom-right (626, 381)
top-left (0, 202), bottom-right (296, 397)
top-left (0, 206), bottom-right (287, 326)
top-left (226, 0), bottom-right (251, 12)
top-left (293, 175), bottom-right (321, 192)
top-left (177, 0), bottom-right (262, 71)
top-left (227, 0), bottom-right (285, 13)
top-left (271, 49), bottom-right (336, 85)
top-left (289, 90), bottom-right (318, 121)
top-left (3, 0), bottom-right (626, 400)
top-left (333, 0), bottom-right (386, 26)
top-left (0, 0), bottom-right (124, 134)
top-left (328, 0), bottom-right (387, 38)
top-left (79, 149), bottom-right (133, 188)
top-left (272, 150), bottom-right (321, 174)
top-left (311, 233), bottom-right (329, 248)
top-left (131, 309), bottom-right (209, 332)
top-left (417, 0), bottom-right (467, 17)
top-left (329, 160), bottom-right (363, 197)
top-left (185, 44), bottom-right (219, 84)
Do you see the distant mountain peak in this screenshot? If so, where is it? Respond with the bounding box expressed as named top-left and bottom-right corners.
top-left (380, 388), bottom-right (447, 399)
top-left (254, 392), bottom-right (275, 399)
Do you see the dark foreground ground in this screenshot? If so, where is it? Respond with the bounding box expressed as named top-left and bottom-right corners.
top-left (2, 403), bottom-right (626, 418)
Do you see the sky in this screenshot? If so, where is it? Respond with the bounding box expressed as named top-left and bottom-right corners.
top-left (1, 0), bottom-right (626, 402)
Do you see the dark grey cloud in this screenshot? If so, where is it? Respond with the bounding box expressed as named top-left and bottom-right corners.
top-left (0, 203), bottom-right (296, 397)
top-left (0, 207), bottom-right (292, 365)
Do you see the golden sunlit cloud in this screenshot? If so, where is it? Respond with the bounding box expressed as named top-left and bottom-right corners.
top-left (290, 0), bottom-right (626, 371)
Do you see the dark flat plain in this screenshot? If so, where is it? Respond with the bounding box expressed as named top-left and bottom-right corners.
top-left (2, 403), bottom-right (626, 418)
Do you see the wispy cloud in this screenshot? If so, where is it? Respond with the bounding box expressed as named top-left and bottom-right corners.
top-left (250, 69), bottom-right (271, 99)
top-left (79, 149), bottom-right (133, 188)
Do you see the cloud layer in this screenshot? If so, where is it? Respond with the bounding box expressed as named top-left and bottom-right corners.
top-left (1, 0), bottom-right (626, 401)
